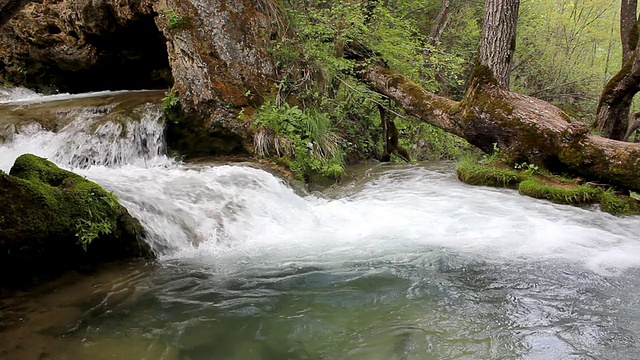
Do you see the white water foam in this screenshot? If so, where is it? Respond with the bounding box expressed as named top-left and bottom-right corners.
top-left (82, 163), bottom-right (640, 276)
top-left (0, 104), bottom-right (169, 171)
top-left (1, 92), bottom-right (639, 276)
top-left (0, 86), bottom-right (42, 103)
top-left (0, 88), bottom-right (148, 105)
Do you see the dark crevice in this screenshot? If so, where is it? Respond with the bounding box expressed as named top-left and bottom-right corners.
top-left (20, 12), bottom-right (172, 93)
top-left (47, 24), bottom-right (62, 34)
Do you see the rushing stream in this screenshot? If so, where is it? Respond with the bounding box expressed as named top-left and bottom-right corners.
top-left (1, 90), bottom-right (640, 359)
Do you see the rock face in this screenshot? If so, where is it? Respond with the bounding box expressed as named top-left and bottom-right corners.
top-left (156, 0), bottom-right (277, 156)
top-left (0, 154), bottom-right (150, 288)
top-left (0, 0), bottom-right (172, 93)
top-left (0, 0), bottom-right (31, 26)
top-left (0, 0), bottom-right (280, 156)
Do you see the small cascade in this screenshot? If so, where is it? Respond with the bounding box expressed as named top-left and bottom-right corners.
top-left (49, 105), bottom-right (166, 168)
top-left (3, 89), bottom-right (640, 360)
top-left (0, 90), bottom-right (169, 171)
top-left (1, 89), bottom-right (640, 273)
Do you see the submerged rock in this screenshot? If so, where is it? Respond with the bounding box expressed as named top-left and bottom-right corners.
top-left (0, 154), bottom-right (151, 288)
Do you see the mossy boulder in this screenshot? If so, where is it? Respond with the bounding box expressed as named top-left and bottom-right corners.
top-left (599, 191), bottom-right (640, 216)
top-left (518, 178), bottom-right (601, 205)
top-left (456, 156), bottom-right (527, 188)
top-left (0, 154), bottom-right (151, 288)
top-left (456, 156), bottom-right (640, 216)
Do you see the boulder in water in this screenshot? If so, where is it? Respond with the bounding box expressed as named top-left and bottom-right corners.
top-left (0, 154), bottom-right (151, 288)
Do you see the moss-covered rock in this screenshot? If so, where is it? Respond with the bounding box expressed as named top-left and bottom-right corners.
top-left (0, 154), bottom-right (151, 288)
top-left (456, 156), bottom-right (526, 188)
top-left (518, 178), bottom-right (601, 205)
top-left (456, 155), bottom-right (640, 216)
top-left (599, 190), bottom-right (640, 216)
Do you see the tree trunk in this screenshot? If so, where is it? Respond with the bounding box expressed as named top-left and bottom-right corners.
top-left (358, 62), bottom-right (640, 191)
top-left (478, 0), bottom-right (520, 89)
top-left (0, 0), bottom-right (31, 26)
top-left (377, 103), bottom-right (410, 162)
top-left (378, 104), bottom-right (390, 161)
top-left (595, 53), bottom-right (640, 140)
top-left (621, 0), bottom-right (638, 64)
top-left (624, 111), bottom-right (640, 141)
top-left (428, 0), bottom-right (452, 46)
top-left (595, 1), bottom-right (640, 140)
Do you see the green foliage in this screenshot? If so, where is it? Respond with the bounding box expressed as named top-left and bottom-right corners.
top-left (164, 8), bottom-right (186, 30)
top-left (74, 190), bottom-right (119, 251)
top-left (457, 154), bottom-right (640, 216)
top-left (513, 162), bottom-right (539, 176)
top-left (456, 154), bottom-right (526, 188)
top-left (396, 117), bottom-right (470, 161)
top-left (260, 0), bottom-right (473, 168)
top-left (518, 178), bottom-right (601, 205)
top-left (162, 89), bottom-right (181, 124)
top-left (162, 89), bottom-right (179, 112)
top-left (253, 101), bottom-right (345, 180)
top-left (284, 0), bottom-right (468, 93)
top-left (600, 190), bottom-right (640, 216)
top-left (513, 0), bottom-right (623, 121)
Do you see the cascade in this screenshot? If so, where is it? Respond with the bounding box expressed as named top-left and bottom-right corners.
top-left (1, 89), bottom-right (640, 359)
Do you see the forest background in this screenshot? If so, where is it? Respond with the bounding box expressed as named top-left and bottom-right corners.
top-left (249, 0), bottom-right (627, 180)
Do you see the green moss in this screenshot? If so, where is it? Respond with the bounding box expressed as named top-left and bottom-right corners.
top-left (600, 190), bottom-right (640, 216)
top-left (456, 155), bottom-right (526, 188)
top-left (457, 153), bottom-right (640, 216)
top-left (518, 178), bottom-right (601, 205)
top-left (164, 8), bottom-right (188, 30)
top-left (7, 154), bottom-right (120, 250)
top-left (470, 64), bottom-right (501, 88)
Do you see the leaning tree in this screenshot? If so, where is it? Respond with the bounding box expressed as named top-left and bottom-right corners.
top-left (595, 0), bottom-right (640, 140)
top-left (353, 0), bottom-right (640, 190)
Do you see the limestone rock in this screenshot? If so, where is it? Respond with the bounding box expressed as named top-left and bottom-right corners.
top-left (0, 0), bottom-right (171, 93)
top-left (155, 0), bottom-right (278, 156)
top-left (0, 0), bottom-right (281, 157)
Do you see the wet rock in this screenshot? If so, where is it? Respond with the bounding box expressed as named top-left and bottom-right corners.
top-left (0, 0), bottom-right (31, 26)
top-left (0, 154), bottom-right (151, 288)
top-left (155, 0), bottom-right (277, 157)
top-left (0, 0), bottom-right (171, 93)
top-left (1, 0), bottom-right (281, 157)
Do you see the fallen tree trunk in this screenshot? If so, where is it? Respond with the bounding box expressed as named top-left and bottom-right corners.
top-left (360, 63), bottom-right (640, 191)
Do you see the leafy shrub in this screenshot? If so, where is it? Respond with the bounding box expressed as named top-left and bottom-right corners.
top-left (253, 101), bottom-right (345, 180)
top-left (165, 8), bottom-right (186, 30)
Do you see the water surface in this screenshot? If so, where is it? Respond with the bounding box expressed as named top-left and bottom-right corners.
top-left (1, 91), bottom-right (639, 359)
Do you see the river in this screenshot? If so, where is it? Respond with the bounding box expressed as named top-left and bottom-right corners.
top-left (1, 90), bottom-right (639, 359)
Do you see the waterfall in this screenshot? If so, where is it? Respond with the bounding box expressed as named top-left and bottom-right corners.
top-left (1, 90), bottom-right (639, 274)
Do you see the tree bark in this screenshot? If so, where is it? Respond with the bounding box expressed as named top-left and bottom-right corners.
top-left (595, 53), bottom-right (640, 140)
top-left (595, 1), bottom-right (640, 140)
top-left (621, 0), bottom-right (638, 64)
top-left (359, 62), bottom-right (640, 191)
top-left (0, 0), bottom-right (31, 26)
top-left (478, 0), bottom-right (520, 89)
top-left (624, 111), bottom-right (640, 141)
top-left (428, 0), bottom-right (452, 46)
